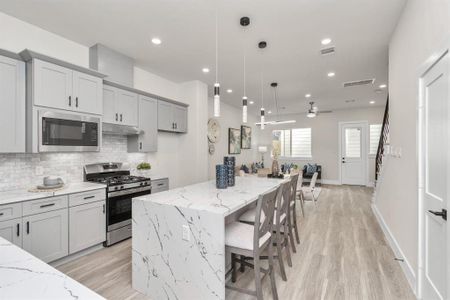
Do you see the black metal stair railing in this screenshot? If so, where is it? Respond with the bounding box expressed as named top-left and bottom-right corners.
top-left (375, 97), bottom-right (389, 181)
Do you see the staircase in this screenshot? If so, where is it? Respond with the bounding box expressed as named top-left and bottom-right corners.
top-left (375, 98), bottom-right (389, 185)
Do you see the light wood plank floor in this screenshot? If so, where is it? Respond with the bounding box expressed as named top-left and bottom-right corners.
top-left (57, 185), bottom-right (415, 300)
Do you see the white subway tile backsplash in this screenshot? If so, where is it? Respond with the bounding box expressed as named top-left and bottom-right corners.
top-left (0, 135), bottom-right (149, 191)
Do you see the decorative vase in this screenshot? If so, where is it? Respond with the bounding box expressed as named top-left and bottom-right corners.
top-left (216, 165), bottom-right (228, 189)
top-left (271, 159), bottom-right (280, 176)
top-left (223, 156), bottom-right (236, 187)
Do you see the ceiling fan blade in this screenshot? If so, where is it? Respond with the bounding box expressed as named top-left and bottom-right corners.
top-left (317, 110), bottom-right (333, 114)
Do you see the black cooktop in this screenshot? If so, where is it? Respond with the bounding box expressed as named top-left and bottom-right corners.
top-left (90, 175), bottom-right (149, 186)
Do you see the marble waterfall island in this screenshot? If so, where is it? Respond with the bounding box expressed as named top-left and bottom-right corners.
top-left (132, 176), bottom-right (285, 300)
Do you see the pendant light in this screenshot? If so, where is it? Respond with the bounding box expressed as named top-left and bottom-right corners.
top-left (258, 41), bottom-right (267, 130)
top-left (240, 17), bottom-right (250, 123)
top-left (213, 6), bottom-right (220, 117)
top-left (270, 82), bottom-right (296, 125)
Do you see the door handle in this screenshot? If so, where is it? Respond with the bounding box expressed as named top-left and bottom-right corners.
top-left (115, 113), bottom-right (118, 121)
top-left (16, 223), bottom-right (20, 237)
top-left (120, 114), bottom-right (123, 122)
top-left (69, 96), bottom-right (72, 106)
top-left (26, 221), bottom-right (30, 234)
top-left (83, 196), bottom-right (95, 200)
top-left (75, 97), bottom-right (79, 108)
top-left (172, 122), bottom-right (175, 129)
top-left (428, 209), bottom-right (447, 221)
top-left (103, 204), bottom-right (105, 214)
top-left (139, 142), bottom-right (142, 150)
top-left (0, 212), bottom-right (3, 216)
top-left (40, 203), bottom-right (55, 208)
top-left (175, 123), bottom-right (178, 129)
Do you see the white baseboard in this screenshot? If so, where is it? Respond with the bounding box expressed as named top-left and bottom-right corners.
top-left (371, 204), bottom-right (417, 296)
top-left (320, 179), bottom-right (340, 185)
top-left (367, 181), bottom-right (375, 187)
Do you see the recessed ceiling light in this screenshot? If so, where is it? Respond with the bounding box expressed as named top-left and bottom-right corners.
top-left (321, 38), bottom-right (332, 45)
top-left (249, 101), bottom-right (254, 104)
top-left (202, 68), bottom-right (210, 73)
top-left (305, 94), bottom-right (311, 98)
top-left (370, 100), bottom-right (376, 104)
top-left (151, 37), bottom-right (162, 45)
top-left (379, 84), bottom-right (387, 89)
top-left (327, 72), bottom-right (335, 77)
top-left (268, 110), bottom-right (272, 114)
top-left (226, 89), bottom-right (232, 93)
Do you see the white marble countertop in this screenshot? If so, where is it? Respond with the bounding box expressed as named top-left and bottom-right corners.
top-left (0, 182), bottom-right (106, 206)
top-left (0, 236), bottom-right (104, 300)
top-left (134, 176), bottom-right (285, 216)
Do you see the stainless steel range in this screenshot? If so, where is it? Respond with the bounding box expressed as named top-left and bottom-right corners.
top-left (84, 162), bottom-right (151, 246)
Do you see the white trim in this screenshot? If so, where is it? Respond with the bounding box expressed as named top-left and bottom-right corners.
top-left (372, 204), bottom-right (417, 296)
top-left (320, 179), bottom-right (340, 185)
top-left (338, 121), bottom-right (369, 186)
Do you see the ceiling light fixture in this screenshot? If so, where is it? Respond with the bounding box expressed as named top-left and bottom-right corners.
top-left (379, 84), bottom-right (387, 89)
top-left (327, 72), bottom-right (335, 77)
top-left (258, 40), bottom-right (267, 130)
top-left (240, 16), bottom-right (250, 123)
top-left (227, 89), bottom-right (233, 93)
top-left (370, 100), bottom-right (376, 104)
top-left (151, 37), bottom-right (162, 45)
top-left (268, 110), bottom-right (272, 114)
top-left (249, 101), bottom-right (254, 104)
top-left (305, 94), bottom-right (311, 98)
top-left (213, 5), bottom-right (221, 117)
top-left (202, 68), bottom-right (210, 73)
top-left (321, 38), bottom-right (332, 45)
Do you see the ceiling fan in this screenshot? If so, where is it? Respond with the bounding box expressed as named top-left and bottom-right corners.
top-left (306, 101), bottom-right (332, 118)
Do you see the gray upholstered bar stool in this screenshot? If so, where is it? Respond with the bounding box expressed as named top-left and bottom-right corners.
top-left (225, 187), bottom-right (281, 300)
top-left (238, 181), bottom-right (293, 282)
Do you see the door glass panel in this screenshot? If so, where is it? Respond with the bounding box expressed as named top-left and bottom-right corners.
top-left (345, 128), bottom-right (361, 158)
top-left (426, 75), bottom-right (447, 200)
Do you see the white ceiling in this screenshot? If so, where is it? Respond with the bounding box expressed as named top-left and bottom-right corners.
top-left (0, 0), bottom-right (406, 115)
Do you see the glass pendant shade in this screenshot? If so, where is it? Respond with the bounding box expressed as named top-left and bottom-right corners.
top-left (214, 83), bottom-right (220, 117)
top-left (242, 96), bottom-right (248, 123)
top-left (260, 108), bottom-right (265, 130)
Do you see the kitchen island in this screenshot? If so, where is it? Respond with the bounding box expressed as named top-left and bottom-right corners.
top-left (132, 176), bottom-right (286, 300)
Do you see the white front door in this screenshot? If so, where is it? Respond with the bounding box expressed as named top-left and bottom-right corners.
top-left (420, 50), bottom-right (448, 300)
top-left (340, 122), bottom-right (367, 185)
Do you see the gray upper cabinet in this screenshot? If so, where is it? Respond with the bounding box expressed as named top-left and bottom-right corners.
top-left (157, 101), bottom-right (188, 133)
top-left (128, 95), bottom-right (158, 152)
top-left (33, 59), bottom-right (103, 115)
top-left (0, 54), bottom-right (25, 153)
top-left (102, 85), bottom-right (138, 127)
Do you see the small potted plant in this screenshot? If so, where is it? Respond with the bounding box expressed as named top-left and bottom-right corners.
top-left (136, 162), bottom-right (151, 177)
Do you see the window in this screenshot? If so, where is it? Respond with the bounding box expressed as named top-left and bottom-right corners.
top-left (272, 128), bottom-right (312, 158)
top-left (345, 128), bottom-right (362, 158)
top-left (369, 124), bottom-right (382, 155)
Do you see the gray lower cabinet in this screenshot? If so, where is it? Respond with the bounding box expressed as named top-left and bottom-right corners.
top-left (128, 95), bottom-right (158, 152)
top-left (151, 178), bottom-right (169, 193)
top-left (157, 100), bottom-right (188, 133)
top-left (0, 218), bottom-right (22, 247)
top-left (69, 200), bottom-right (106, 254)
top-left (22, 209), bottom-right (69, 263)
top-left (0, 54), bottom-right (25, 153)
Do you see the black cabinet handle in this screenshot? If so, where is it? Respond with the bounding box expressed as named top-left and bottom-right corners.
top-left (157, 183), bottom-right (164, 186)
top-left (16, 223), bottom-right (20, 237)
top-left (120, 114), bottom-right (123, 122)
top-left (69, 96), bottom-right (72, 106)
top-left (75, 97), bottom-right (79, 108)
top-left (139, 142), bottom-right (142, 150)
top-left (103, 204), bottom-right (105, 214)
top-left (83, 195), bottom-right (95, 200)
top-left (40, 203), bottom-right (55, 208)
top-left (115, 113), bottom-right (118, 121)
top-left (26, 221), bottom-right (30, 234)
top-left (429, 209), bottom-right (447, 221)
top-left (0, 212), bottom-right (4, 216)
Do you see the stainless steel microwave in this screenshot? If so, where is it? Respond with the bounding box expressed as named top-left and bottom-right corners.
top-left (38, 110), bottom-right (101, 152)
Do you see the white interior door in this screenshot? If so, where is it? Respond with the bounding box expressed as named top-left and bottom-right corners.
top-left (421, 50), bottom-right (448, 300)
top-left (340, 122), bottom-right (367, 185)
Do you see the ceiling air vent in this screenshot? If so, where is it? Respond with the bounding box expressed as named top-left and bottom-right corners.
top-left (343, 78), bottom-right (375, 88)
top-left (320, 46), bottom-right (335, 56)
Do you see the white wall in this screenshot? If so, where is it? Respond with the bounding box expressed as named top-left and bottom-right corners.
top-left (257, 106), bottom-right (384, 184)
top-left (207, 100), bottom-right (259, 179)
top-left (374, 0), bottom-right (450, 293)
top-left (0, 12), bottom-right (208, 189)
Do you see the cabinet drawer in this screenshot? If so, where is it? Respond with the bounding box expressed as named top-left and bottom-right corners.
top-left (23, 196), bottom-right (68, 216)
top-left (69, 189), bottom-right (105, 207)
top-left (151, 179), bottom-right (169, 194)
top-left (0, 203), bottom-right (22, 222)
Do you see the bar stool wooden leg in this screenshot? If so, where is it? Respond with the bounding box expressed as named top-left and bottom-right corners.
top-left (284, 226), bottom-right (293, 267)
top-left (254, 255), bottom-right (263, 300)
top-left (275, 230), bottom-right (288, 281)
top-left (268, 241), bottom-right (279, 300)
top-left (288, 213), bottom-right (297, 253)
top-left (231, 253), bottom-right (237, 283)
top-left (293, 205), bottom-right (300, 244)
top-left (239, 255), bottom-right (246, 272)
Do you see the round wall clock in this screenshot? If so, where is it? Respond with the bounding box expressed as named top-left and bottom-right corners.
top-left (207, 118), bottom-right (221, 143)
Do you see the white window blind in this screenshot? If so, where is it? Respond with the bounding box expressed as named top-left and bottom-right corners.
top-left (272, 128), bottom-right (312, 158)
top-left (345, 128), bottom-right (361, 158)
top-left (369, 124), bottom-right (382, 155)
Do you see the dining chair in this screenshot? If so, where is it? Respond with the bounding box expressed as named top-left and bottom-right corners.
top-left (300, 172), bottom-right (319, 206)
top-left (239, 181), bottom-right (292, 281)
top-left (225, 186), bottom-right (280, 300)
top-left (295, 173), bottom-right (305, 217)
